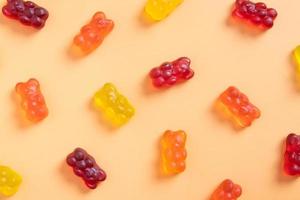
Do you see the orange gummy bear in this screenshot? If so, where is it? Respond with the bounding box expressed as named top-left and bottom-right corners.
top-left (211, 179), bottom-right (242, 200)
top-left (216, 86), bottom-right (260, 128)
top-left (15, 78), bottom-right (48, 122)
top-left (161, 130), bottom-right (187, 174)
top-left (73, 12), bottom-right (114, 54)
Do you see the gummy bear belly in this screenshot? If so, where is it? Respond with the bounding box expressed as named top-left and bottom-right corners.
top-left (215, 101), bottom-right (250, 128)
top-left (0, 185), bottom-right (17, 196)
top-left (284, 152), bottom-right (300, 175)
top-left (94, 98), bottom-right (128, 126)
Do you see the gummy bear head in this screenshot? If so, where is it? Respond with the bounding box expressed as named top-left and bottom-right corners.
top-left (286, 133), bottom-right (300, 152)
top-left (163, 130), bottom-right (186, 147)
top-left (15, 78), bottom-right (40, 95)
top-left (91, 12), bottom-right (114, 33)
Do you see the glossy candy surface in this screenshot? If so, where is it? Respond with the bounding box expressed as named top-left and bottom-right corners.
top-left (161, 130), bottom-right (187, 174)
top-left (2, 0), bottom-right (49, 29)
top-left (66, 148), bottom-right (106, 189)
top-left (232, 0), bottom-right (277, 29)
top-left (73, 12), bottom-right (114, 54)
top-left (293, 46), bottom-right (300, 76)
top-left (149, 57), bottom-right (194, 88)
top-left (0, 166), bottom-right (22, 196)
top-left (284, 133), bottom-right (300, 176)
top-left (15, 78), bottom-right (48, 122)
top-left (93, 83), bottom-right (135, 126)
top-left (145, 0), bottom-right (183, 21)
top-left (211, 179), bottom-right (242, 200)
top-left (216, 86), bottom-right (260, 128)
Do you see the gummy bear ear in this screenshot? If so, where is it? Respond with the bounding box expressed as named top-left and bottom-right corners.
top-left (221, 179), bottom-right (234, 191)
top-left (15, 83), bottom-right (24, 93)
top-left (232, 184), bottom-right (242, 197)
top-left (92, 12), bottom-right (106, 21)
top-left (27, 78), bottom-right (39, 87)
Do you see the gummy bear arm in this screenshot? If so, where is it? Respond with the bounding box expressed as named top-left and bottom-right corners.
top-left (74, 34), bottom-right (86, 46)
top-left (15, 83), bottom-right (24, 93)
top-left (28, 78), bottom-right (40, 88)
top-left (92, 12), bottom-right (106, 21)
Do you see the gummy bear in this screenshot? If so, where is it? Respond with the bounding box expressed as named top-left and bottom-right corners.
top-left (2, 0), bottom-right (49, 29)
top-left (93, 83), bottom-right (135, 126)
top-left (161, 130), bottom-right (187, 174)
top-left (293, 46), bottom-right (300, 80)
top-left (73, 12), bottom-right (114, 54)
top-left (283, 133), bottom-right (300, 176)
top-left (211, 179), bottom-right (242, 200)
top-left (216, 86), bottom-right (260, 128)
top-left (149, 57), bottom-right (194, 88)
top-left (145, 0), bottom-right (183, 21)
top-left (66, 148), bottom-right (106, 189)
top-left (232, 0), bottom-right (277, 29)
top-left (15, 78), bottom-right (48, 122)
top-left (0, 166), bottom-right (22, 196)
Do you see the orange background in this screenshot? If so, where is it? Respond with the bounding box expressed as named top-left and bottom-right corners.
top-left (0, 0), bottom-right (300, 199)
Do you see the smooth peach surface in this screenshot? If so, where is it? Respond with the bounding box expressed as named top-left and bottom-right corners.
top-left (0, 0), bottom-right (300, 199)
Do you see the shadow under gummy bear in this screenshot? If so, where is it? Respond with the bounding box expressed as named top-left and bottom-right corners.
top-left (141, 73), bottom-right (193, 97)
top-left (59, 160), bottom-right (90, 194)
top-left (142, 76), bottom-right (169, 95)
top-left (138, 7), bottom-right (157, 27)
top-left (0, 13), bottom-right (38, 36)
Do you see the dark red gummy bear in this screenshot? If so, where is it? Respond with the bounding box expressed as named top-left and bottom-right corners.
top-left (66, 148), bottom-right (106, 189)
top-left (232, 0), bottom-right (277, 28)
top-left (2, 0), bottom-right (49, 29)
top-left (284, 133), bottom-right (300, 176)
top-left (149, 57), bottom-right (194, 88)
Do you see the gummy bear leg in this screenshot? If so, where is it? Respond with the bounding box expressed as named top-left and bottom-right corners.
top-left (215, 101), bottom-right (248, 129)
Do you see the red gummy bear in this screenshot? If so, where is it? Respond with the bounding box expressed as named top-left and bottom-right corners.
top-left (66, 148), bottom-right (106, 189)
top-left (211, 179), bottom-right (242, 200)
top-left (2, 0), bottom-right (49, 29)
top-left (284, 133), bottom-right (300, 176)
top-left (149, 57), bottom-right (194, 88)
top-left (232, 0), bottom-right (277, 29)
top-left (15, 78), bottom-right (48, 122)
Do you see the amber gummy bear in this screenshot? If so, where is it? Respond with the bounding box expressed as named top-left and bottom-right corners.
top-left (15, 78), bottom-right (48, 122)
top-left (161, 130), bottom-right (187, 174)
top-left (211, 179), bottom-right (242, 200)
top-left (216, 86), bottom-right (260, 128)
top-left (284, 133), bottom-right (300, 176)
top-left (73, 12), bottom-right (114, 54)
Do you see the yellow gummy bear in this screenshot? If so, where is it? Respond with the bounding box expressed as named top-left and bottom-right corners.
top-left (294, 46), bottom-right (300, 81)
top-left (145, 0), bottom-right (183, 21)
top-left (0, 166), bottom-right (22, 196)
top-left (93, 83), bottom-right (135, 126)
